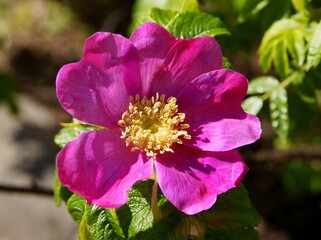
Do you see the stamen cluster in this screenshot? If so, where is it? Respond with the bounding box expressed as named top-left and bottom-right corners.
top-left (118, 93), bottom-right (191, 157)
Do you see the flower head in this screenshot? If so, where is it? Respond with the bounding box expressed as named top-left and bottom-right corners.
top-left (56, 22), bottom-right (261, 215)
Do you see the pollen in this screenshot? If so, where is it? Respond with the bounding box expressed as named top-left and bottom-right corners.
top-left (118, 93), bottom-right (191, 158)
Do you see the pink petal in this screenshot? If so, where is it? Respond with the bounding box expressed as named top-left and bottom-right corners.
top-left (177, 69), bottom-right (248, 115)
top-left (186, 110), bottom-right (261, 151)
top-left (56, 32), bottom-right (142, 128)
top-left (175, 69), bottom-right (261, 151)
top-left (57, 130), bottom-right (153, 208)
top-left (130, 22), bottom-right (178, 95)
top-left (149, 35), bottom-right (222, 97)
top-left (155, 146), bottom-right (247, 215)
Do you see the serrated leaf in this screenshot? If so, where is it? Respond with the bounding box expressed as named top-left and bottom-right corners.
top-left (205, 226), bottom-right (260, 240)
top-left (269, 87), bottom-right (289, 142)
top-left (135, 214), bottom-right (179, 240)
top-left (167, 12), bottom-right (230, 38)
top-left (287, 28), bottom-right (306, 66)
top-left (125, 180), bottom-right (155, 238)
top-left (196, 184), bottom-right (261, 229)
top-left (86, 206), bottom-right (126, 240)
top-left (242, 96), bottom-right (263, 115)
top-left (150, 8), bottom-right (178, 27)
top-left (67, 194), bottom-right (126, 240)
top-left (67, 194), bottom-right (87, 224)
top-left (306, 21), bottom-right (321, 70)
top-left (247, 76), bottom-right (279, 95)
top-left (258, 18), bottom-right (306, 76)
top-left (275, 40), bottom-right (290, 75)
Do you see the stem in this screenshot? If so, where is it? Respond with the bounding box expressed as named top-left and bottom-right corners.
top-left (151, 177), bottom-right (163, 222)
top-left (260, 71), bottom-right (299, 101)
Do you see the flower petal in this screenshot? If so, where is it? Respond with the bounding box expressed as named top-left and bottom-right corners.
top-left (130, 22), bottom-right (178, 95)
top-left (149, 35), bottom-right (222, 97)
top-left (177, 69), bottom-right (248, 114)
top-left (175, 69), bottom-right (261, 151)
top-left (56, 32), bottom-right (142, 128)
top-left (57, 130), bottom-right (153, 208)
top-left (186, 110), bottom-right (261, 151)
top-left (155, 146), bottom-right (247, 215)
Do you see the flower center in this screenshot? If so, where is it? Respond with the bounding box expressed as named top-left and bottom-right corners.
top-left (118, 93), bottom-right (191, 157)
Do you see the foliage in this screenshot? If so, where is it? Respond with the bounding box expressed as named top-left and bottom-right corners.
top-left (52, 0), bottom-right (321, 239)
top-left (0, 73), bottom-right (17, 113)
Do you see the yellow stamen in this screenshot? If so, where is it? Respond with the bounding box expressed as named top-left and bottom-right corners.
top-left (118, 93), bottom-right (191, 158)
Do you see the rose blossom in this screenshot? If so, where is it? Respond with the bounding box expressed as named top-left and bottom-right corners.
top-left (56, 22), bottom-right (261, 215)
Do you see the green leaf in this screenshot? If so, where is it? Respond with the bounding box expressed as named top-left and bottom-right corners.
top-left (167, 11), bottom-right (230, 38)
top-left (129, 0), bottom-right (183, 33)
top-left (79, 212), bottom-right (89, 240)
top-left (0, 73), bottom-right (18, 114)
top-left (86, 206), bottom-right (126, 240)
top-left (196, 184), bottom-right (261, 229)
top-left (135, 214), bottom-right (179, 240)
top-left (258, 18), bottom-right (306, 76)
top-left (247, 76), bottom-right (279, 95)
top-left (293, 71), bottom-right (317, 104)
top-left (242, 96), bottom-right (263, 115)
top-left (120, 180), bottom-right (155, 238)
top-left (67, 194), bottom-right (126, 239)
top-left (150, 8), bottom-right (178, 27)
top-left (181, 0), bottom-right (199, 12)
top-left (54, 119), bottom-right (103, 148)
top-left (291, 0), bottom-right (308, 17)
top-left (223, 57), bottom-right (232, 69)
top-left (269, 87), bottom-right (289, 143)
top-left (67, 194), bottom-right (87, 224)
top-left (306, 21), bottom-right (321, 70)
top-left (205, 226), bottom-right (260, 240)
top-left (53, 168), bottom-right (72, 206)
top-left (150, 8), bottom-right (229, 39)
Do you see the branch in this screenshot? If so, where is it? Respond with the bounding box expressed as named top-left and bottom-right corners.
top-left (243, 146), bottom-right (321, 163)
top-left (0, 184), bottom-right (53, 196)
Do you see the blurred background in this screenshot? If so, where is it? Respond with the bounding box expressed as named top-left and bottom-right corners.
top-left (0, 0), bottom-right (320, 239)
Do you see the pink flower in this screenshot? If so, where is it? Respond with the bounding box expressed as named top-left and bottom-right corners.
top-left (56, 22), bottom-right (261, 215)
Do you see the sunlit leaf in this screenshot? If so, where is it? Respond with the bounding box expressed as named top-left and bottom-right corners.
top-left (67, 194), bottom-right (87, 224)
top-left (167, 11), bottom-right (230, 38)
top-left (67, 194), bottom-right (126, 240)
top-left (150, 8), bottom-right (178, 27)
top-left (291, 0), bottom-right (308, 17)
top-left (306, 21), bottom-right (321, 70)
top-left (150, 8), bottom-right (229, 38)
top-left (54, 119), bottom-right (102, 148)
top-left (181, 0), bottom-right (199, 12)
top-left (126, 181), bottom-right (154, 237)
top-left (269, 87), bottom-right (289, 142)
top-left (258, 18), bottom-right (306, 76)
top-left (247, 76), bottom-right (279, 95)
top-left (242, 96), bottom-right (263, 115)
top-left (86, 207), bottom-right (126, 240)
top-left (223, 57), bottom-right (232, 69)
